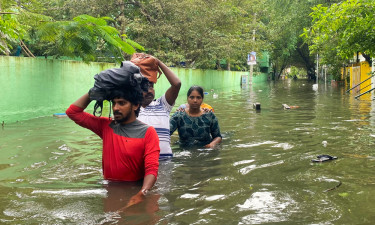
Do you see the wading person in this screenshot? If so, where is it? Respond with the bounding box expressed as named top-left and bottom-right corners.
top-left (170, 85), bottom-right (222, 148)
top-left (66, 87), bottom-right (160, 204)
top-left (135, 54), bottom-right (181, 159)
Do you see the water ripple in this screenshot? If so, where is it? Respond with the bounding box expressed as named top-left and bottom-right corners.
top-left (238, 191), bottom-right (295, 224)
top-left (271, 143), bottom-right (294, 150)
top-left (180, 193), bottom-right (200, 199)
top-left (239, 160), bottom-right (284, 175)
top-left (236, 141), bottom-right (277, 148)
top-left (58, 144), bottom-right (71, 152)
top-left (205, 195), bottom-right (225, 201)
top-left (233, 160), bottom-right (255, 166)
top-left (31, 189), bottom-right (107, 197)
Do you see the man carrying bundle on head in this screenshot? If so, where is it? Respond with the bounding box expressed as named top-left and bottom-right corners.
top-left (66, 61), bottom-right (160, 205)
top-left (132, 53), bottom-right (181, 159)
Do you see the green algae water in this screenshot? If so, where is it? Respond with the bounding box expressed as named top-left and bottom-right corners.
top-left (1, 80), bottom-right (375, 224)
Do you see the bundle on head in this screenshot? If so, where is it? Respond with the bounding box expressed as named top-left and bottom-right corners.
top-left (130, 53), bottom-right (162, 83)
top-left (89, 61), bottom-right (149, 116)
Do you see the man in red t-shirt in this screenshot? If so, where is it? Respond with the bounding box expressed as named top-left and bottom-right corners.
top-left (66, 88), bottom-right (160, 203)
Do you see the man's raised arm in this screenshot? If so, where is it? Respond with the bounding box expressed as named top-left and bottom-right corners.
top-left (72, 93), bottom-right (91, 109)
top-left (158, 60), bottom-right (181, 106)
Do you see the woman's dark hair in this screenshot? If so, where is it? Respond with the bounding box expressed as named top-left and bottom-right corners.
top-left (109, 88), bottom-right (143, 117)
top-left (187, 85), bottom-right (204, 99)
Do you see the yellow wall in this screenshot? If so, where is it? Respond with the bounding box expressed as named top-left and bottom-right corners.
top-left (359, 61), bottom-right (372, 99)
top-left (345, 61), bottom-right (371, 94)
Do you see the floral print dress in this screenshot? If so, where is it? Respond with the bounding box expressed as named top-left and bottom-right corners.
top-left (170, 111), bottom-right (221, 147)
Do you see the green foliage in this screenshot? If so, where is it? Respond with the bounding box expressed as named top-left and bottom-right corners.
top-left (40, 0), bottom-right (117, 20)
top-left (262, 0), bottom-right (339, 80)
top-left (36, 15), bottom-right (144, 62)
top-left (122, 0), bottom-right (262, 69)
top-left (0, 0), bottom-right (32, 55)
top-left (0, 13), bottom-right (23, 54)
top-left (263, 1), bottom-right (298, 78)
top-left (302, 0), bottom-right (375, 63)
top-left (6, 0), bottom-right (367, 73)
top-left (288, 66), bottom-right (306, 79)
top-left (1, 0), bottom-right (142, 62)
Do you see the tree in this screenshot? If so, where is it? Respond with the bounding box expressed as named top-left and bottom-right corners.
top-left (1, 1), bottom-right (142, 62)
top-left (262, 0), bottom-right (341, 80)
top-left (35, 14), bottom-right (144, 62)
top-left (0, 12), bottom-right (23, 55)
top-left (0, 0), bottom-right (33, 55)
top-left (120, 0), bottom-right (263, 69)
top-left (302, 0), bottom-right (375, 66)
top-left (40, 0), bottom-right (117, 21)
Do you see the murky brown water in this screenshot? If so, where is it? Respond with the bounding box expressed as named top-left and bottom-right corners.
top-left (1, 80), bottom-right (375, 224)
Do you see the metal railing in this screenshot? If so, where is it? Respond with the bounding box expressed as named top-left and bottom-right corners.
top-left (355, 87), bottom-right (375, 99)
top-left (346, 75), bottom-right (374, 93)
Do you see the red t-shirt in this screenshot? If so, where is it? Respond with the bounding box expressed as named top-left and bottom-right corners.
top-left (66, 104), bottom-right (160, 181)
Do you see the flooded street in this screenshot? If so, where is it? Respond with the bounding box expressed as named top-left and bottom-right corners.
top-left (1, 80), bottom-right (375, 224)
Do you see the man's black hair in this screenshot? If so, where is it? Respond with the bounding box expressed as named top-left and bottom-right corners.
top-left (109, 88), bottom-right (144, 117)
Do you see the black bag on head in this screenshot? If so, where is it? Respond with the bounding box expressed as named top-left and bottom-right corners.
top-left (89, 61), bottom-right (149, 116)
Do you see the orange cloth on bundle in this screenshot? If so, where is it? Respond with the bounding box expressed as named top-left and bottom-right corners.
top-left (131, 53), bottom-right (162, 83)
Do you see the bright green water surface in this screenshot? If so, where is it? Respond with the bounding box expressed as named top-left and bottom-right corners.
top-left (1, 80), bottom-right (375, 224)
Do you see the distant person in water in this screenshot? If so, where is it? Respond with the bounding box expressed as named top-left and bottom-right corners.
top-left (170, 85), bottom-right (222, 148)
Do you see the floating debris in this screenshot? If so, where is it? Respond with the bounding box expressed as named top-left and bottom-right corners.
top-left (53, 113), bottom-right (68, 118)
top-left (311, 154), bottom-right (338, 163)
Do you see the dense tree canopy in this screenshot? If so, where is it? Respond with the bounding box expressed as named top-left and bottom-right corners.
top-left (0, 12), bottom-right (22, 55)
top-left (301, 0), bottom-right (375, 79)
top-left (35, 15), bottom-right (144, 62)
top-left (302, 0), bottom-right (375, 63)
top-left (124, 0), bottom-right (261, 69)
top-left (0, 0), bottom-right (40, 55)
top-left (261, 0), bottom-right (341, 80)
top-left (0, 0), bottom-right (141, 62)
top-left (1, 0), bottom-right (374, 76)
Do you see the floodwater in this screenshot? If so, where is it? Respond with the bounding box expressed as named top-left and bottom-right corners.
top-left (1, 80), bottom-right (375, 224)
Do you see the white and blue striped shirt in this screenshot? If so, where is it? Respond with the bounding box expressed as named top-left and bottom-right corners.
top-left (138, 95), bottom-right (173, 158)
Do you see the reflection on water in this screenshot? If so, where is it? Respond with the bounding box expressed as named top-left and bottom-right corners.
top-left (2, 80), bottom-right (375, 224)
top-left (238, 191), bottom-right (296, 224)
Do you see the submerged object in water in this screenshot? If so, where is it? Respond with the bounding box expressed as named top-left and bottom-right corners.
top-left (311, 154), bottom-right (338, 163)
top-left (282, 104), bottom-right (299, 109)
top-left (253, 102), bottom-right (261, 110)
top-left (53, 113), bottom-right (67, 118)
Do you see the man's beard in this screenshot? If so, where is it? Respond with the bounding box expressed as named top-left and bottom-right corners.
top-left (113, 111), bottom-right (131, 124)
